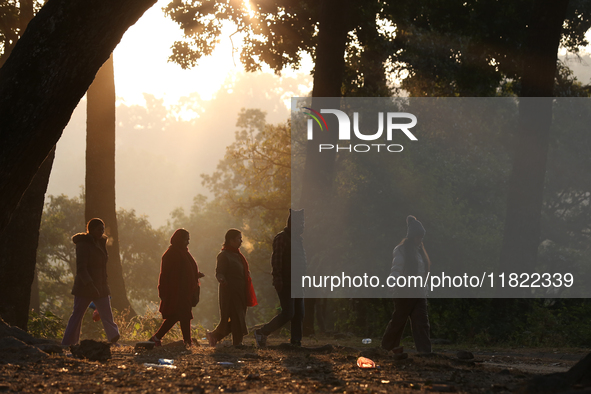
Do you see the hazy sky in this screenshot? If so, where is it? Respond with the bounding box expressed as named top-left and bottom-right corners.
top-left (46, 2), bottom-right (591, 228)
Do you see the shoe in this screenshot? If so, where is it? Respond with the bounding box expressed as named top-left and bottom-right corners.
top-left (254, 329), bottom-right (267, 348)
top-left (148, 335), bottom-right (162, 347)
top-left (205, 331), bottom-right (217, 347)
top-left (110, 333), bottom-right (120, 344)
top-left (391, 346), bottom-right (403, 354)
top-left (184, 339), bottom-right (192, 348)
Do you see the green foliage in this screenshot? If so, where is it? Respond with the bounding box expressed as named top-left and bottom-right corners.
top-left (27, 310), bottom-right (65, 339)
top-left (331, 299), bottom-right (393, 337)
top-left (383, 0), bottom-right (591, 97)
top-left (117, 209), bottom-right (168, 313)
top-left (36, 193), bottom-right (85, 318)
top-left (114, 304), bottom-right (166, 341)
top-left (0, 0), bottom-right (45, 65)
top-left (201, 108), bottom-right (292, 245)
top-left (325, 297), bottom-right (591, 347)
top-left (427, 298), bottom-right (591, 347)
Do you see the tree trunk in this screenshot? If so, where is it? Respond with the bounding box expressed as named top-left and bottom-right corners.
top-left (86, 54), bottom-right (135, 316)
top-left (301, 0), bottom-right (351, 336)
top-left (0, 0), bottom-right (156, 238)
top-left (498, 0), bottom-right (569, 289)
top-left (0, 148), bottom-right (55, 330)
top-left (301, 0), bottom-right (350, 202)
top-left (357, 9), bottom-right (390, 97)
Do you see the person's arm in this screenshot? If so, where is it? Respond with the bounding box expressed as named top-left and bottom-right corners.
top-left (216, 253), bottom-right (228, 284)
top-left (271, 233), bottom-right (284, 290)
top-left (158, 251), bottom-right (173, 300)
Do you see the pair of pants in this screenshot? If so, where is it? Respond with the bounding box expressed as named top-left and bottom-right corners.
top-left (259, 286), bottom-right (304, 343)
top-left (62, 296), bottom-right (119, 345)
top-left (381, 298), bottom-right (431, 353)
top-left (211, 311), bottom-right (245, 346)
top-left (155, 319), bottom-right (191, 343)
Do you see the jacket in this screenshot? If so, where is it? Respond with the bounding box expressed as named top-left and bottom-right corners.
top-left (71, 233), bottom-right (110, 299)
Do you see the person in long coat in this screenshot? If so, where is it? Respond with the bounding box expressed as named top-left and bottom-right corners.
top-left (206, 229), bottom-right (257, 347)
top-left (149, 229), bottom-right (203, 347)
top-left (62, 218), bottom-right (120, 345)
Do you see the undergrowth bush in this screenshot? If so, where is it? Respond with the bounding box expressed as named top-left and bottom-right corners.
top-left (28, 303), bottom-right (208, 343)
top-left (27, 310), bottom-right (65, 339)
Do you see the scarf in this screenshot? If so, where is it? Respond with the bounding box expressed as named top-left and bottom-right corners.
top-left (222, 246), bottom-right (258, 307)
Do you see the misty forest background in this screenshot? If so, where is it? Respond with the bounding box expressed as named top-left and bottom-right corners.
top-left (1, 0), bottom-right (591, 348)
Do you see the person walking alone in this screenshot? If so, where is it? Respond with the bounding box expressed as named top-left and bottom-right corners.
top-left (381, 215), bottom-right (432, 354)
top-left (255, 209), bottom-right (306, 347)
top-left (62, 218), bottom-right (120, 346)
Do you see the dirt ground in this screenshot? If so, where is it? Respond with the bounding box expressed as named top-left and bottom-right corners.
top-left (0, 335), bottom-right (588, 393)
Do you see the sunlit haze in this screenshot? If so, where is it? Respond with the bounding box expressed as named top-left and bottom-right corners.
top-left (46, 0), bottom-right (313, 228)
top-left (114, 1), bottom-right (237, 106)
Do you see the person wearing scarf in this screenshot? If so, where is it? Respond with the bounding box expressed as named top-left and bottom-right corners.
top-left (206, 229), bottom-right (257, 347)
top-left (149, 228), bottom-right (204, 347)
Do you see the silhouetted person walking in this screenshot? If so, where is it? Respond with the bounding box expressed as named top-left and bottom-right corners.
top-left (207, 229), bottom-right (257, 347)
top-left (381, 215), bottom-right (432, 354)
top-left (255, 209), bottom-right (306, 347)
top-left (62, 218), bottom-right (119, 345)
top-left (149, 229), bottom-right (203, 347)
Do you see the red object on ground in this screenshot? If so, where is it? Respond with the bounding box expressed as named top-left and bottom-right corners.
top-left (92, 309), bottom-right (101, 322)
top-left (357, 357), bottom-right (376, 369)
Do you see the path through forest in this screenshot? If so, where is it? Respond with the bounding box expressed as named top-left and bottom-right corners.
top-left (0, 333), bottom-right (589, 393)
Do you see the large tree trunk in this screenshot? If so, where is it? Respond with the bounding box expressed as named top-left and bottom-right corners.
top-left (301, 0), bottom-right (351, 336)
top-left (301, 0), bottom-right (350, 200)
top-left (0, 148), bottom-right (55, 330)
top-left (0, 0), bottom-right (156, 238)
top-left (86, 54), bottom-right (135, 316)
top-left (498, 0), bottom-right (570, 284)
top-left (0, 1), bottom-right (50, 330)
